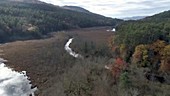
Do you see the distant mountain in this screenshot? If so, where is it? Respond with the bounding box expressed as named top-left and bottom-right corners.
top-left (123, 16), bottom-right (146, 20)
top-left (0, 0), bottom-right (122, 43)
top-left (5, 0), bottom-right (43, 4)
top-left (62, 6), bottom-right (90, 13)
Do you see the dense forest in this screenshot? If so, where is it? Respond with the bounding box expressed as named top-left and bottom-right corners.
top-left (102, 10), bottom-right (170, 96)
top-left (0, 1), bottom-right (122, 43)
top-left (109, 10), bottom-right (170, 76)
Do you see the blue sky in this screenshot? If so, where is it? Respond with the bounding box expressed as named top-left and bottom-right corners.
top-left (39, 0), bottom-right (170, 18)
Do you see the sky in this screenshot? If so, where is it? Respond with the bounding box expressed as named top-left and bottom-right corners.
top-left (39, 0), bottom-right (170, 18)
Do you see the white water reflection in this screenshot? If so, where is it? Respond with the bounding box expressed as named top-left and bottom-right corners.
top-left (65, 38), bottom-right (83, 58)
top-left (106, 28), bottom-right (116, 32)
top-left (0, 57), bottom-right (37, 96)
top-left (112, 28), bottom-right (116, 32)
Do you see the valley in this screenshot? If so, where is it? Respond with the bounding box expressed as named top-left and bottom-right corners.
top-left (1, 27), bottom-right (114, 96)
top-left (0, 0), bottom-right (170, 96)
top-left (1, 25), bottom-right (169, 96)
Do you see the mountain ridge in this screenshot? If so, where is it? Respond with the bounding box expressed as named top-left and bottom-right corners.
top-left (123, 16), bottom-right (146, 20)
top-left (62, 6), bottom-right (90, 13)
top-left (0, 0), bottom-right (122, 43)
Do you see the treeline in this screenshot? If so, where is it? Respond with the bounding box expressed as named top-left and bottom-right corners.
top-left (0, 1), bottom-right (122, 43)
top-left (110, 10), bottom-right (170, 73)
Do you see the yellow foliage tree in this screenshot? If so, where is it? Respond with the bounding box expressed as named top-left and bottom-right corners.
top-left (119, 44), bottom-right (126, 59)
top-left (160, 45), bottom-right (170, 72)
top-left (132, 44), bottom-right (149, 67)
top-left (150, 40), bottom-right (166, 55)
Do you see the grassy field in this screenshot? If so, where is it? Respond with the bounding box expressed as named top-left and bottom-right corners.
top-left (1, 26), bottom-right (170, 96)
top-left (1, 27), bottom-right (115, 96)
top-left (67, 26), bottom-right (114, 43)
top-left (1, 32), bottom-right (72, 95)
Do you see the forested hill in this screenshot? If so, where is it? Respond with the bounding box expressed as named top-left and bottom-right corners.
top-left (0, 0), bottom-right (122, 43)
top-left (111, 10), bottom-right (170, 73)
top-left (115, 10), bottom-right (170, 49)
top-left (144, 10), bottom-right (170, 20)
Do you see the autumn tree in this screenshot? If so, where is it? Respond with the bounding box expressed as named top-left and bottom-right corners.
top-left (159, 45), bottom-right (170, 72)
top-left (150, 40), bottom-right (166, 56)
top-left (105, 58), bottom-right (127, 83)
top-left (132, 44), bottom-right (149, 67)
top-left (119, 44), bottom-right (127, 60)
top-left (132, 40), bottom-right (170, 73)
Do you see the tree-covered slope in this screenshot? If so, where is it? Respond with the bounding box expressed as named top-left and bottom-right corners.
top-left (111, 10), bottom-right (170, 72)
top-left (145, 10), bottom-right (170, 20)
top-left (0, 1), bottom-right (122, 43)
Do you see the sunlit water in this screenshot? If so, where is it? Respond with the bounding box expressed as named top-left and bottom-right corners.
top-left (112, 28), bottom-right (116, 32)
top-left (64, 38), bottom-right (83, 58)
top-left (106, 28), bottom-right (116, 32)
top-left (0, 57), bottom-right (37, 96)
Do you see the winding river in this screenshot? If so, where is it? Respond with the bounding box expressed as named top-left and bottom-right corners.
top-left (64, 38), bottom-right (83, 58)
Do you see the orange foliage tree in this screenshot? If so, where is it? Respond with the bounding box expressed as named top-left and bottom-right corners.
top-left (132, 40), bottom-right (170, 72)
top-left (107, 36), bottom-right (121, 58)
top-left (105, 58), bottom-right (127, 82)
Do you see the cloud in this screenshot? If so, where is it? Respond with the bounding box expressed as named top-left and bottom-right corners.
top-left (39, 0), bottom-right (170, 18)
